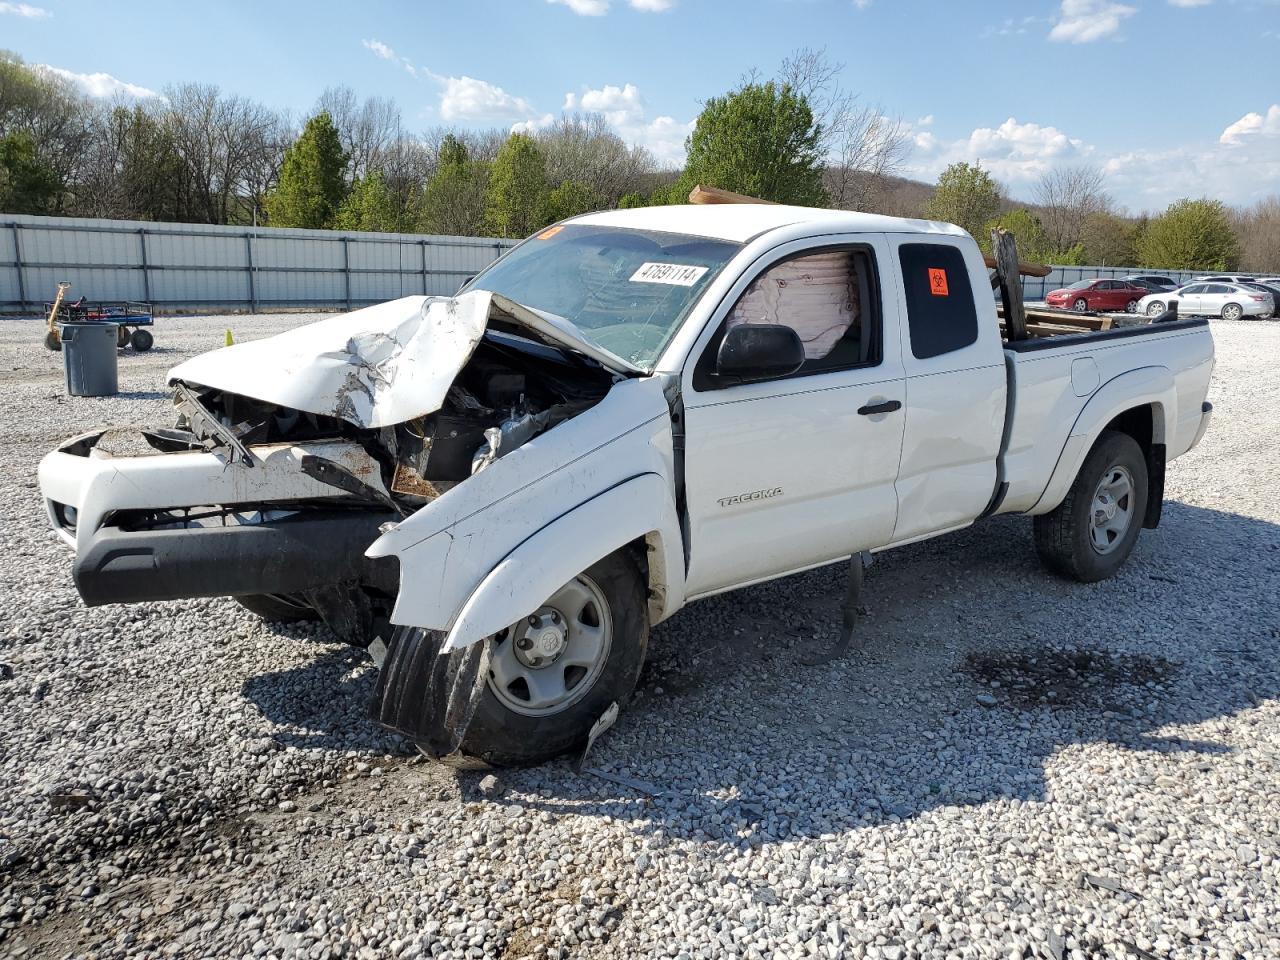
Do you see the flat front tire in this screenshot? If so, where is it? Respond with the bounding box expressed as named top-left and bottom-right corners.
top-left (1034, 430), bottom-right (1149, 583)
top-left (460, 549), bottom-right (649, 765)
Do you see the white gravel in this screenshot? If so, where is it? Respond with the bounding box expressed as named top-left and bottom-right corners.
top-left (2, 313), bottom-right (1279, 960)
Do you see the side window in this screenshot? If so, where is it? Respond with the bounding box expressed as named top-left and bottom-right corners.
top-left (693, 247), bottom-right (880, 390)
top-left (898, 243), bottom-right (978, 360)
top-left (1206, 284), bottom-right (1231, 294)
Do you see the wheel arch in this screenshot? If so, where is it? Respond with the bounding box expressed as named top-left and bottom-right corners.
top-left (1030, 366), bottom-right (1174, 517)
top-left (440, 473), bottom-right (684, 652)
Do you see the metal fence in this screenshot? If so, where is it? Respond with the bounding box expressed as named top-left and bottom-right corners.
top-left (0, 214), bottom-right (519, 315)
top-left (1, 211), bottom-right (1217, 314)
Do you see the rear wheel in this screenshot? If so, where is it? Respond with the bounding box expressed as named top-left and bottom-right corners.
top-left (1125, 299), bottom-right (1139, 313)
top-left (130, 328), bottom-right (154, 351)
top-left (1221, 302), bottom-right (1243, 321)
top-left (235, 593), bottom-right (318, 622)
top-left (1072, 297), bottom-right (1089, 312)
top-left (1034, 430), bottom-right (1148, 583)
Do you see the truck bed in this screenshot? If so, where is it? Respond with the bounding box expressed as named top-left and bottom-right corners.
top-left (996, 315), bottom-right (1215, 516)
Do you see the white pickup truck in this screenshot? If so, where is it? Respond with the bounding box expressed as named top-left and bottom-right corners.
top-left (39, 204), bottom-right (1215, 764)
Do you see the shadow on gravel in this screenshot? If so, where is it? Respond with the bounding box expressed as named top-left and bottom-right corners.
top-left (241, 644), bottom-right (401, 754)
top-left (109, 389), bottom-right (172, 401)
top-left (483, 501), bottom-right (1280, 845)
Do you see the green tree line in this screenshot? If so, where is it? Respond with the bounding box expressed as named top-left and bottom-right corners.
top-left (1, 49), bottom-right (1273, 271)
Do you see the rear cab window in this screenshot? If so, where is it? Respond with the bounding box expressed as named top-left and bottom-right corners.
top-left (897, 243), bottom-right (978, 360)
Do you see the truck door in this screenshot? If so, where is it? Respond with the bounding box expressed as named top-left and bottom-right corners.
top-left (886, 237), bottom-right (1008, 544)
top-left (680, 236), bottom-right (906, 598)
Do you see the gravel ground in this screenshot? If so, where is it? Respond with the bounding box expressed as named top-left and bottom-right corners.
top-left (1, 313), bottom-right (1278, 960)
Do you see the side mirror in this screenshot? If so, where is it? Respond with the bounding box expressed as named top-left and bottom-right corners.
top-left (716, 323), bottom-right (805, 382)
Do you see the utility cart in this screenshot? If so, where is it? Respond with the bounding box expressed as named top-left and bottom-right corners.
top-left (44, 283), bottom-right (156, 352)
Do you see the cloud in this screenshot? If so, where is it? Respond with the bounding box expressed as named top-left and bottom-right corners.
top-left (905, 116), bottom-right (1092, 189)
top-left (511, 113), bottom-right (557, 135)
top-left (1220, 105), bottom-right (1280, 145)
top-left (563, 82), bottom-right (691, 165)
top-left (36, 65), bottom-right (159, 99)
top-left (1168, 0), bottom-right (1211, 5)
top-left (547, 0), bottom-right (609, 13)
top-left (546, 0), bottom-right (676, 12)
top-left (0, 1), bottom-right (51, 17)
top-left (362, 38), bottom-right (419, 78)
top-left (852, 0), bottom-right (872, 8)
top-left (440, 75), bottom-right (540, 123)
top-left (1048, 0), bottom-right (1136, 42)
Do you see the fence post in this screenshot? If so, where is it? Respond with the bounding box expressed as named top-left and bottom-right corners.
top-left (137, 228), bottom-right (152, 304)
top-left (245, 231), bottom-right (257, 313)
top-left (421, 239), bottom-right (428, 295)
top-left (10, 223), bottom-right (27, 312)
top-left (342, 235), bottom-right (352, 309)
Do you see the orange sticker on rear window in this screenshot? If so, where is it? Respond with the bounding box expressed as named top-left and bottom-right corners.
top-left (928, 267), bottom-right (949, 297)
top-left (536, 225), bottom-right (564, 240)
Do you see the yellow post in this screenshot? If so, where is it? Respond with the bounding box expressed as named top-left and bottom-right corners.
top-left (225, 329), bottom-right (234, 346)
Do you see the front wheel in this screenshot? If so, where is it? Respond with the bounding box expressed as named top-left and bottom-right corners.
top-left (1033, 430), bottom-right (1148, 583)
top-left (1146, 301), bottom-right (1165, 317)
top-left (130, 328), bottom-right (154, 351)
top-left (1072, 298), bottom-right (1089, 312)
top-left (380, 550), bottom-right (650, 766)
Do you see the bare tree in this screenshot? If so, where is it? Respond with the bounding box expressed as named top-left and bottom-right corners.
top-left (1034, 165), bottom-right (1110, 252)
top-left (779, 47), bottom-right (910, 213)
top-left (537, 113), bottom-right (655, 205)
top-left (316, 86), bottom-right (402, 180)
top-left (1232, 196), bottom-right (1280, 274)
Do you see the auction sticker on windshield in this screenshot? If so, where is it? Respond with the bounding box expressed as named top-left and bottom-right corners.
top-left (630, 262), bottom-right (709, 286)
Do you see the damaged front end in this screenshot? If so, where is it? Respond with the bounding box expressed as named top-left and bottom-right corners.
top-left (39, 292), bottom-right (622, 652)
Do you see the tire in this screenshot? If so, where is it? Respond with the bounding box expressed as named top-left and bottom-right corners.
top-left (1072, 298), bottom-right (1089, 312)
top-left (130, 328), bottom-right (154, 351)
top-left (1221, 302), bottom-right (1243, 321)
top-left (1034, 430), bottom-right (1148, 583)
top-left (1146, 301), bottom-right (1165, 317)
top-left (234, 593), bottom-right (319, 622)
top-left (1125, 299), bottom-right (1139, 313)
top-left (117, 326), bottom-right (129, 347)
top-left (44, 330), bottom-right (61, 351)
top-left (402, 550), bottom-right (649, 766)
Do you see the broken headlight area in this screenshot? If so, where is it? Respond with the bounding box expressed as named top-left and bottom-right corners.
top-left (174, 330), bottom-right (614, 511)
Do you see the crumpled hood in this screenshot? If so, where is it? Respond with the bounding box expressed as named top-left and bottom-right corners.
top-left (167, 291), bottom-right (638, 429)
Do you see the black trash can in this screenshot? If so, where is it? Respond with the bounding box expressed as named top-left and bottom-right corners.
top-left (61, 322), bottom-right (119, 397)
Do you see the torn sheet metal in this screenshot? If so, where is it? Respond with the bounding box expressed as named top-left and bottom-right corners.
top-left (167, 291), bottom-right (640, 431)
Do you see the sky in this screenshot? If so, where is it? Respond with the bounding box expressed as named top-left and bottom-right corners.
top-left (3, 0), bottom-right (1279, 212)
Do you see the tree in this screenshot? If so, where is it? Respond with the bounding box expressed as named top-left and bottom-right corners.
top-left (617, 191), bottom-right (648, 209)
top-left (1137, 198), bottom-right (1240, 271)
top-left (537, 113), bottom-right (654, 207)
top-left (982, 208), bottom-right (1047, 257)
top-left (486, 133), bottom-right (547, 238)
top-left (334, 171), bottom-right (400, 232)
top-left (924, 162), bottom-right (1001, 238)
top-left (1081, 211), bottom-right (1139, 266)
top-left (1232, 196), bottom-right (1280, 274)
top-left (0, 130), bottom-right (59, 213)
top-left (779, 47), bottom-right (908, 213)
top-left (541, 180), bottom-right (602, 226)
top-left (315, 85), bottom-right (401, 180)
top-left (266, 111), bottom-right (348, 228)
top-left (1034, 165), bottom-right (1110, 252)
top-left (421, 138), bottom-right (490, 236)
top-left (680, 80), bottom-right (827, 206)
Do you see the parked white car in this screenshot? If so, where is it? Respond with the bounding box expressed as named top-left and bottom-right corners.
top-left (1138, 282), bottom-right (1273, 320)
top-left (39, 205), bottom-right (1216, 764)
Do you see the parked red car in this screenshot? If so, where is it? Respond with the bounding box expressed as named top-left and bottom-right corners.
top-left (1044, 279), bottom-right (1146, 313)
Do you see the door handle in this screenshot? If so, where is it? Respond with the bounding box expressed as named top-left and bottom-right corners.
top-left (858, 399), bottom-right (902, 416)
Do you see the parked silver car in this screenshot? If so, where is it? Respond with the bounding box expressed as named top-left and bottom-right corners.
top-left (1138, 282), bottom-right (1273, 320)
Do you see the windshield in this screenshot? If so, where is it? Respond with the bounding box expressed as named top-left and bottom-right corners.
top-left (467, 224), bottom-right (741, 369)
top-left (1066, 280), bottom-right (1093, 290)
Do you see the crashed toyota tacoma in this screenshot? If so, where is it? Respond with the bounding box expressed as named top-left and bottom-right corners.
top-left (39, 205), bottom-right (1215, 764)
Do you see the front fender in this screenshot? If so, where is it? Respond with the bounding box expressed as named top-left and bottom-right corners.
top-left (1030, 365), bottom-right (1174, 515)
top-left (442, 473), bottom-right (681, 651)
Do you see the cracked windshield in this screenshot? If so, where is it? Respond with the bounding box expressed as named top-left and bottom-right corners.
top-left (469, 224), bottom-right (741, 369)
